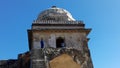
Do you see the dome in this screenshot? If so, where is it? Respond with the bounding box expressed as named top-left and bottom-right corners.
top-left (37, 6), bottom-right (75, 21)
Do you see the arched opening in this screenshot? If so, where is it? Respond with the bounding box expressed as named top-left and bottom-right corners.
top-left (56, 37), bottom-right (65, 48)
top-left (40, 38), bottom-right (44, 48)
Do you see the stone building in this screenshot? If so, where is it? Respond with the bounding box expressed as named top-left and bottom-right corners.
top-left (0, 6), bottom-right (93, 68)
top-left (28, 6), bottom-right (91, 50)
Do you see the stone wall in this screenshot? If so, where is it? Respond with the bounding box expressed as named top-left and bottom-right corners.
top-left (17, 51), bottom-right (30, 68)
top-left (0, 46), bottom-right (93, 68)
top-left (32, 31), bottom-right (87, 50)
top-left (0, 59), bottom-right (17, 68)
top-left (31, 49), bottom-right (47, 68)
top-left (31, 47), bottom-right (93, 68)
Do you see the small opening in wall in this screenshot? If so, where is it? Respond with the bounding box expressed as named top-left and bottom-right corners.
top-left (40, 38), bottom-right (44, 48)
top-left (56, 37), bottom-right (65, 48)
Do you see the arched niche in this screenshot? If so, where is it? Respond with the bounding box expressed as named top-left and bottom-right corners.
top-left (56, 37), bottom-right (65, 48)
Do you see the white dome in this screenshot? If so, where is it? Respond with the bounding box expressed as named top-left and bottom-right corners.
top-left (37, 6), bottom-right (75, 21)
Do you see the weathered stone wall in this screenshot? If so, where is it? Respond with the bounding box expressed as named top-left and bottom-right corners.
top-left (31, 49), bottom-right (47, 68)
top-left (32, 31), bottom-right (87, 50)
top-left (0, 46), bottom-right (93, 68)
top-left (17, 51), bottom-right (30, 68)
top-left (0, 59), bottom-right (17, 68)
top-left (31, 47), bottom-right (93, 68)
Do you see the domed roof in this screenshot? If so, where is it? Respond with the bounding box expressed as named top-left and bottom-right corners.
top-left (37, 6), bottom-right (75, 21)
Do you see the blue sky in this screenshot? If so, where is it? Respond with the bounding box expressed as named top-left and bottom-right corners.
top-left (0, 0), bottom-right (120, 68)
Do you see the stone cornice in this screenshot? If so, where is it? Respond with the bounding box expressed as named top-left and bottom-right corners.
top-left (33, 20), bottom-right (84, 25)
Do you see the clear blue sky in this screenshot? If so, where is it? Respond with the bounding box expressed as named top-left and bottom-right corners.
top-left (0, 0), bottom-right (120, 68)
